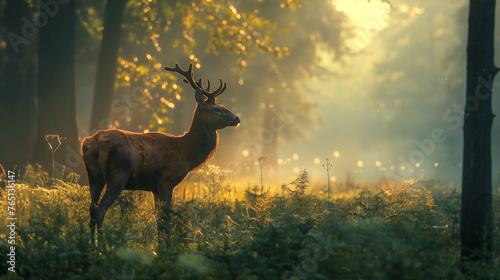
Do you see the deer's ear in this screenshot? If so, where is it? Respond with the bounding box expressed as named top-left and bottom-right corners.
top-left (195, 89), bottom-right (206, 105)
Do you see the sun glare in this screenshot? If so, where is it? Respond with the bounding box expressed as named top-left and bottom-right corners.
top-left (333, 0), bottom-right (390, 50)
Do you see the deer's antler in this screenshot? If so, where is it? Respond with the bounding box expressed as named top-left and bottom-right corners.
top-left (164, 63), bottom-right (227, 103)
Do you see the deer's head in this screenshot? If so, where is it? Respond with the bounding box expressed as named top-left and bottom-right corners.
top-left (165, 64), bottom-right (240, 130)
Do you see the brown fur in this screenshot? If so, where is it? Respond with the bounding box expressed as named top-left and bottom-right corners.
top-left (82, 100), bottom-right (240, 240)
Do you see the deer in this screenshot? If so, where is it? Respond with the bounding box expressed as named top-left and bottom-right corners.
top-left (81, 63), bottom-right (240, 243)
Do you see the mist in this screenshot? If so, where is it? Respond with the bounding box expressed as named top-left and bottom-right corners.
top-left (65, 0), bottom-right (500, 189)
top-left (70, 0), bottom-right (500, 187)
top-left (278, 0), bottom-right (500, 187)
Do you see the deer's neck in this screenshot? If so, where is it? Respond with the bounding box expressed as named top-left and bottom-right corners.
top-left (182, 110), bottom-right (218, 170)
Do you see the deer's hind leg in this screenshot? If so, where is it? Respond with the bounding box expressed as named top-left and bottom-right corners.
top-left (95, 146), bottom-right (133, 236)
top-left (89, 176), bottom-right (105, 243)
top-left (95, 173), bottom-right (130, 233)
top-left (84, 162), bottom-right (105, 244)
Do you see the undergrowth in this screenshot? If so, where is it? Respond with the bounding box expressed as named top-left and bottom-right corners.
top-left (0, 166), bottom-right (499, 279)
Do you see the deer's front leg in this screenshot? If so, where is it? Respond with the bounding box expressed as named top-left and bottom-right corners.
top-left (154, 177), bottom-right (183, 247)
top-left (154, 190), bottom-right (172, 244)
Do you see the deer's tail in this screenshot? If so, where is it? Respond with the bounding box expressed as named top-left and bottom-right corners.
top-left (81, 135), bottom-right (102, 182)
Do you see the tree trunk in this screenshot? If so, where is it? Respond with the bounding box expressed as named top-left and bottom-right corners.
top-left (0, 0), bottom-right (37, 171)
top-left (31, 0), bottom-right (82, 178)
top-left (89, 0), bottom-right (127, 132)
top-left (460, 0), bottom-right (498, 262)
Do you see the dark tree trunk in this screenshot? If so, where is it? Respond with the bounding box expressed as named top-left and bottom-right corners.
top-left (460, 0), bottom-right (498, 262)
top-left (31, 0), bottom-right (82, 178)
top-left (0, 0), bottom-right (37, 170)
top-left (89, 0), bottom-right (127, 132)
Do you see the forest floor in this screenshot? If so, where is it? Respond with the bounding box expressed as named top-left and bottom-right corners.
top-left (1, 165), bottom-right (499, 279)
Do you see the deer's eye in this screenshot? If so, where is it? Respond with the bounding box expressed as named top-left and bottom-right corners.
top-left (214, 107), bottom-right (223, 114)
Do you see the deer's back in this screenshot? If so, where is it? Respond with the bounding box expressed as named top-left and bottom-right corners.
top-left (82, 129), bottom-right (188, 189)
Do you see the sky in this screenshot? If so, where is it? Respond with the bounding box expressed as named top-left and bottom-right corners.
top-left (276, 0), bottom-right (500, 188)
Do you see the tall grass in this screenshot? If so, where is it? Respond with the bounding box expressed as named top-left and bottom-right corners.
top-left (1, 165), bottom-right (499, 279)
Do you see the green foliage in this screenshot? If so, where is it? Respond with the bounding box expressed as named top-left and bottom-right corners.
top-left (106, 0), bottom-right (300, 133)
top-left (1, 171), bottom-right (499, 279)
